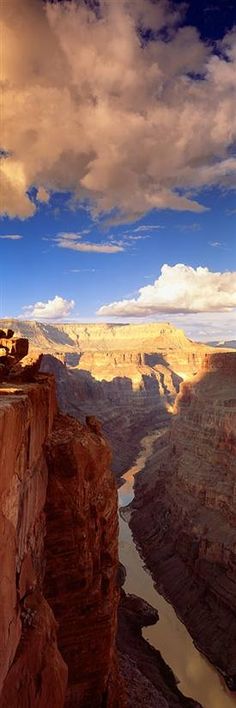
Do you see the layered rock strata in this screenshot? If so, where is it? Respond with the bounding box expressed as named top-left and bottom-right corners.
top-left (130, 352), bottom-right (236, 680)
top-left (44, 412), bottom-right (121, 707)
top-left (0, 374), bottom-right (67, 707)
top-left (1, 320), bottom-right (215, 483)
top-left (0, 358), bottom-right (123, 707)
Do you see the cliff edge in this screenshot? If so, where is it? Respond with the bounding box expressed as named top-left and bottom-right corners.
top-left (0, 336), bottom-right (122, 707)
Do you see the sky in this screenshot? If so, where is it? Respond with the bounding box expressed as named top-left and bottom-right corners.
top-left (0, 0), bottom-right (236, 341)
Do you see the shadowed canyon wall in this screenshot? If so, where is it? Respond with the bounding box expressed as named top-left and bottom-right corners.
top-left (0, 321), bottom-right (214, 481)
top-left (0, 364), bottom-right (122, 707)
top-left (130, 352), bottom-right (236, 680)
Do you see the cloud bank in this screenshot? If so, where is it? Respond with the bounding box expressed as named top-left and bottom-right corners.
top-left (55, 232), bottom-right (124, 253)
top-left (0, 234), bottom-right (22, 240)
top-left (1, 0), bottom-right (236, 220)
top-left (23, 295), bottom-right (75, 320)
top-left (97, 264), bottom-right (236, 316)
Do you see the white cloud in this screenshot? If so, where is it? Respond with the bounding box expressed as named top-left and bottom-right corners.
top-left (55, 232), bottom-right (124, 253)
top-left (0, 234), bottom-right (22, 240)
top-left (97, 264), bottom-right (236, 316)
top-left (1, 0), bottom-right (236, 220)
top-left (70, 268), bottom-right (96, 273)
top-left (131, 225), bottom-right (164, 232)
top-left (23, 294), bottom-right (75, 320)
top-left (209, 241), bottom-right (224, 248)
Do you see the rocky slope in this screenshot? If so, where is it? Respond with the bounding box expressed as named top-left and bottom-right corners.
top-left (117, 568), bottom-right (200, 708)
top-left (130, 352), bottom-right (236, 684)
top-left (0, 348), bottom-right (122, 707)
top-left (0, 320), bottom-right (215, 480)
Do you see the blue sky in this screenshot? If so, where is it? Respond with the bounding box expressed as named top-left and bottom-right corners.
top-left (1, 0), bottom-right (236, 340)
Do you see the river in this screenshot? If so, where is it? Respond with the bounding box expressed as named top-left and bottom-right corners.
top-left (118, 431), bottom-right (236, 708)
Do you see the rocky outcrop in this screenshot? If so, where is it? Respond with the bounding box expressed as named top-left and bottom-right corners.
top-left (130, 352), bottom-right (236, 680)
top-left (0, 374), bottom-right (67, 707)
top-left (0, 354), bottom-right (123, 706)
top-left (0, 328), bottom-right (28, 380)
top-left (44, 412), bottom-right (121, 707)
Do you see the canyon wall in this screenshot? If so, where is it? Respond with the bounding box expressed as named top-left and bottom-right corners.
top-left (1, 320), bottom-right (213, 481)
top-left (44, 412), bottom-right (121, 707)
top-left (131, 352), bottom-right (236, 680)
top-left (0, 374), bottom-right (67, 707)
top-left (0, 363), bottom-right (122, 706)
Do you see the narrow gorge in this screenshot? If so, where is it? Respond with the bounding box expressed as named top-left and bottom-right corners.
top-left (0, 324), bottom-right (235, 707)
top-left (130, 352), bottom-right (236, 695)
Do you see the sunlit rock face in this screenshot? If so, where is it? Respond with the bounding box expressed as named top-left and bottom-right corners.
top-left (130, 352), bottom-right (236, 677)
top-left (0, 320), bottom-right (214, 479)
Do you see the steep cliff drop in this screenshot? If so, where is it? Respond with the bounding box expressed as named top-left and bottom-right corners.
top-left (0, 370), bottom-right (67, 706)
top-left (130, 352), bottom-right (236, 689)
top-left (0, 334), bottom-right (122, 707)
top-left (44, 413), bottom-right (120, 707)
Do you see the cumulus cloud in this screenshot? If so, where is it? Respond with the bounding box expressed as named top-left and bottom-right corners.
top-left (55, 232), bottom-right (124, 253)
top-left (0, 234), bottom-right (22, 240)
top-left (23, 294), bottom-right (75, 320)
top-left (97, 264), bottom-right (236, 316)
top-left (1, 0), bottom-right (236, 220)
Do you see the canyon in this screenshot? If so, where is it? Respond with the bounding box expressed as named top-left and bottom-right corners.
top-left (0, 320), bottom-right (213, 479)
top-left (130, 352), bottom-right (236, 688)
top-left (0, 322), bottom-right (235, 707)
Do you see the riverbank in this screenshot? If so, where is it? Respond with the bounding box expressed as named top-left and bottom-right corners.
top-left (118, 432), bottom-right (236, 708)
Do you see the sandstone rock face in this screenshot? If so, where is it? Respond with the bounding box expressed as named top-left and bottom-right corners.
top-left (0, 375), bottom-right (67, 707)
top-left (0, 320), bottom-right (211, 381)
top-left (22, 320), bottom-right (213, 483)
top-left (0, 329), bottom-right (28, 380)
top-left (44, 413), bottom-right (121, 707)
top-left (131, 352), bottom-right (236, 677)
top-left (1, 320), bottom-right (215, 482)
top-left (0, 362), bottom-right (123, 707)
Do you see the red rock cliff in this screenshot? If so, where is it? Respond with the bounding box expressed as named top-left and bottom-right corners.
top-left (44, 413), bottom-right (121, 707)
top-left (0, 364), bottom-right (122, 706)
top-left (0, 375), bottom-right (67, 707)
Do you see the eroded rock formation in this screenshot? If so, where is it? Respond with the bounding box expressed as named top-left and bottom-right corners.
top-left (0, 373), bottom-right (66, 707)
top-left (44, 412), bottom-right (121, 707)
top-left (0, 328), bottom-right (28, 380)
top-left (0, 347), bottom-right (123, 707)
top-left (130, 352), bottom-right (236, 681)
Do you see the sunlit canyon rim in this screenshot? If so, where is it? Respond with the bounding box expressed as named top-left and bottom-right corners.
top-left (1, 0), bottom-right (236, 704)
top-left (0, 322), bottom-right (235, 707)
